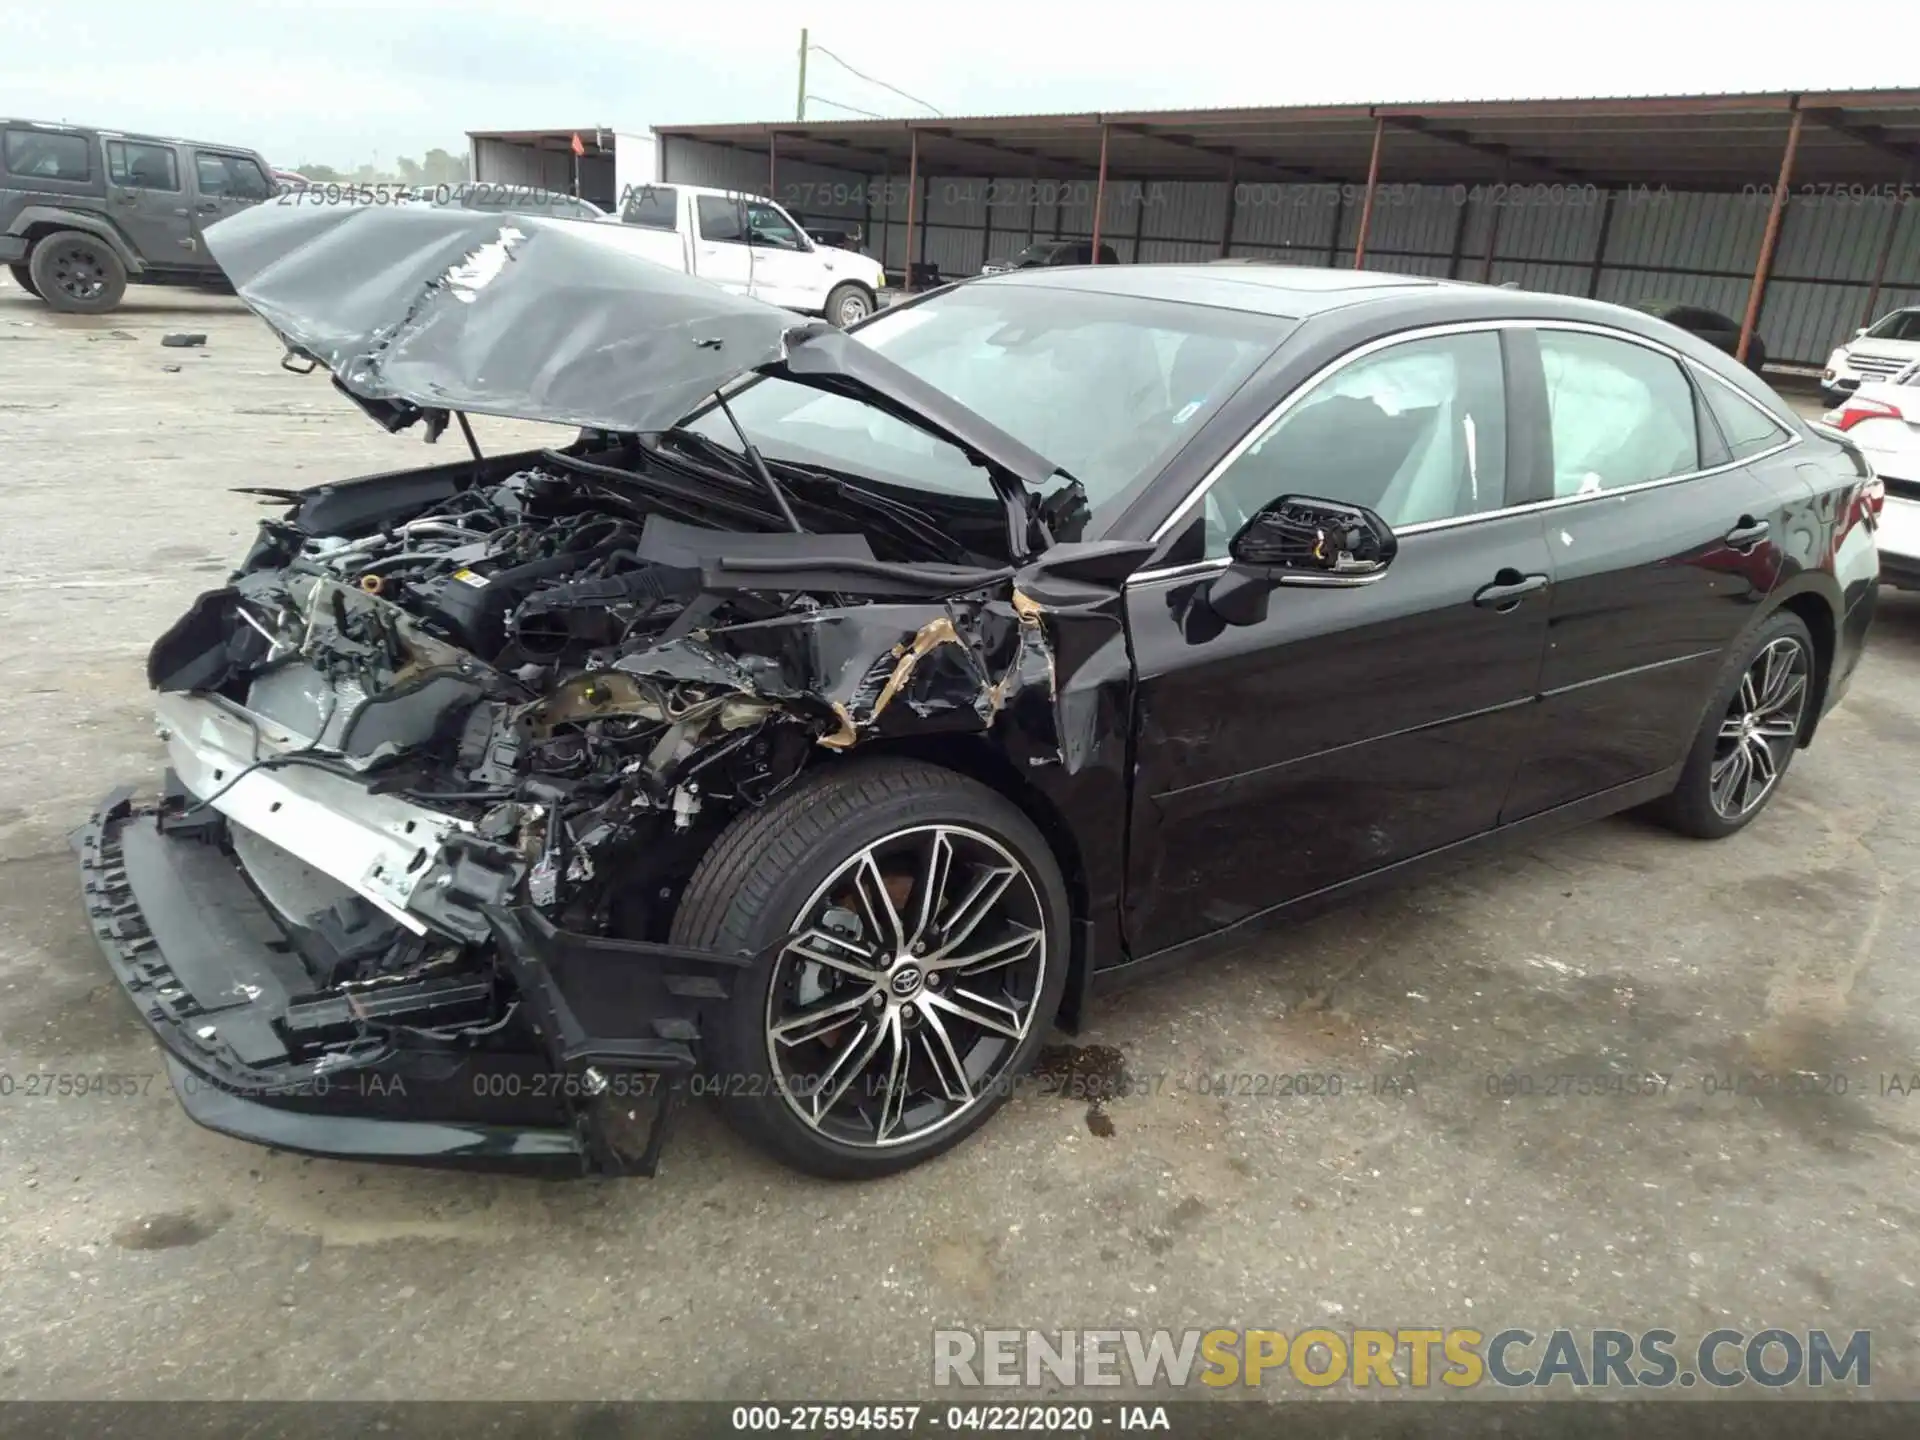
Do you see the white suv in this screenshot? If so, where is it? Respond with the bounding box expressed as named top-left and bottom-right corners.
top-left (1824, 306), bottom-right (1920, 405)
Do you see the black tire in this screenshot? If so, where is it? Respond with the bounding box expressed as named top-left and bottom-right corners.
top-left (1744, 337), bottom-right (1768, 373)
top-left (671, 757), bottom-right (1070, 1179)
top-left (6, 262), bottom-right (39, 298)
top-left (824, 281), bottom-right (873, 329)
top-left (28, 230), bottom-right (128, 314)
top-left (1653, 610), bottom-right (1816, 839)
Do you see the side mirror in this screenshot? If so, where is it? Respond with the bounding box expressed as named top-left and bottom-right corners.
top-left (1208, 495), bottom-right (1397, 626)
top-left (1856, 328), bottom-right (1870, 338)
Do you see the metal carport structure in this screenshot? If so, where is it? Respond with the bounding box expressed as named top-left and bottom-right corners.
top-left (654, 90), bottom-right (1920, 369)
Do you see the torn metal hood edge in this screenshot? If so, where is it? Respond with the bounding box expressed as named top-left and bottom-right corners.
top-left (206, 202), bottom-right (1066, 519)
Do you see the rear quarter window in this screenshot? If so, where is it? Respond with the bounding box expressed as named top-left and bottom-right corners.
top-left (622, 185), bottom-right (678, 229)
top-left (3, 128), bottom-right (91, 181)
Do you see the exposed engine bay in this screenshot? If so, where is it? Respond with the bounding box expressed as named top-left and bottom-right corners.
top-left (132, 439), bottom-right (1066, 1109)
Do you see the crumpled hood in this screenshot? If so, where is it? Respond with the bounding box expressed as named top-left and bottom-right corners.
top-left (204, 201), bottom-right (814, 435)
top-left (203, 202), bottom-right (1064, 500)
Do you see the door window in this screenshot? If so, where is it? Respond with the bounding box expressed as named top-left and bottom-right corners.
top-left (1204, 331), bottom-right (1508, 556)
top-left (1699, 376), bottom-right (1791, 461)
top-left (622, 185), bottom-right (677, 229)
top-left (1539, 330), bottom-right (1699, 496)
top-left (3, 128), bottom-right (90, 180)
top-left (696, 195), bottom-right (744, 242)
top-left (194, 153), bottom-right (270, 200)
top-left (106, 140), bottom-right (180, 192)
top-left (744, 201), bottom-right (804, 250)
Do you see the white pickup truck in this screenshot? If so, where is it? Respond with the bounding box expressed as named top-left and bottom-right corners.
top-left (615, 181), bottom-right (886, 327)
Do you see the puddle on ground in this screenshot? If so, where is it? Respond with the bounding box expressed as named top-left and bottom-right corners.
top-left (1032, 1042), bottom-right (1130, 1138)
top-left (112, 1206), bottom-right (229, 1250)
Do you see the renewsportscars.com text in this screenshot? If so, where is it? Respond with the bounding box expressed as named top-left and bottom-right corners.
top-left (933, 1327), bottom-right (1870, 1390)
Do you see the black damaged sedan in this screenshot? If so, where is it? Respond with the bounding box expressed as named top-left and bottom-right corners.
top-left (81, 203), bottom-right (1881, 1178)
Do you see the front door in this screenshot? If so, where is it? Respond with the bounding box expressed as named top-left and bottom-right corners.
top-left (740, 198), bottom-right (824, 312)
top-left (1123, 328), bottom-right (1553, 958)
top-left (1501, 327), bottom-right (1801, 820)
top-left (103, 139), bottom-right (194, 267)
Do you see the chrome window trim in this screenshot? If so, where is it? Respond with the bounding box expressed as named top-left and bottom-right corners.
top-left (1130, 317), bottom-right (1802, 588)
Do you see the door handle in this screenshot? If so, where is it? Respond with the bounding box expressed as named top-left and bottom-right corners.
top-left (1473, 570), bottom-right (1549, 611)
top-left (1724, 515), bottom-right (1770, 551)
top-left (197, 200), bottom-right (220, 213)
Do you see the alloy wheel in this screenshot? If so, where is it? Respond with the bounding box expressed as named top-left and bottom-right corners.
top-left (49, 242), bottom-right (108, 302)
top-left (764, 824), bottom-right (1048, 1149)
top-left (838, 293), bottom-right (870, 325)
top-left (1709, 635), bottom-right (1809, 821)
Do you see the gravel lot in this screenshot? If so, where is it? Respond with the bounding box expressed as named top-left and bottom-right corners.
top-left (3, 275), bottom-right (1919, 1403)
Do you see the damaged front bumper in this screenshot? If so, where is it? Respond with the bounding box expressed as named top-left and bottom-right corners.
top-left (79, 750), bottom-right (753, 1177)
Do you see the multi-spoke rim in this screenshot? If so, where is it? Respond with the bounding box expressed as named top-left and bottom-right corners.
top-left (838, 292), bottom-right (870, 325)
top-left (764, 824), bottom-right (1047, 1149)
top-left (1710, 635), bottom-right (1810, 821)
top-left (49, 242), bottom-right (108, 301)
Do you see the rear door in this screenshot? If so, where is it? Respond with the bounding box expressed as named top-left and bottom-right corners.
top-left (1502, 325), bottom-right (1800, 820)
top-left (187, 150), bottom-right (272, 267)
top-left (102, 138), bottom-right (194, 266)
top-left (691, 193), bottom-right (753, 295)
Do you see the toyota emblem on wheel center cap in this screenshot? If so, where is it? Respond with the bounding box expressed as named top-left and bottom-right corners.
top-left (889, 964), bottom-right (924, 998)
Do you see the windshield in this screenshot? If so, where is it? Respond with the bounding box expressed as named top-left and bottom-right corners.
top-left (1006, 241), bottom-right (1070, 265)
top-left (1866, 309), bottom-right (1920, 342)
top-left (680, 282), bottom-right (1287, 521)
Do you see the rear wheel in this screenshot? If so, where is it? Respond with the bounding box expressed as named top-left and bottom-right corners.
top-left (670, 758), bottom-right (1069, 1178)
top-left (28, 230), bottom-right (127, 313)
top-left (825, 282), bottom-right (873, 328)
top-left (1653, 611), bottom-right (1814, 839)
top-left (6, 262), bottom-right (39, 298)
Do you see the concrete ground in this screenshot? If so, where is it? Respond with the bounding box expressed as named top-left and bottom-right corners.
top-left (2, 275), bottom-right (1918, 1403)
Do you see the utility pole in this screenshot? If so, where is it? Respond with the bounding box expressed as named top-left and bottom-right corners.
top-left (796, 29), bottom-right (808, 122)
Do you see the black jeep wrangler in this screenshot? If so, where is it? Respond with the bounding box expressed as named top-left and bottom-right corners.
top-left (1, 119), bottom-right (275, 314)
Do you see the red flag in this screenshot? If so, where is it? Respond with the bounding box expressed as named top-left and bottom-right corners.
top-left (570, 133), bottom-right (585, 157)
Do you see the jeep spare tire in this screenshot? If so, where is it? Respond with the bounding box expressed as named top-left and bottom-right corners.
top-left (29, 231), bottom-right (128, 314)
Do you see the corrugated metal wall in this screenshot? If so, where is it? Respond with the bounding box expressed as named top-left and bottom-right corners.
top-left (470, 138), bottom-right (615, 203)
top-left (661, 137), bottom-right (1920, 365)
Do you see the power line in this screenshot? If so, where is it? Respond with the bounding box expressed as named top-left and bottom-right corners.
top-left (807, 42), bottom-right (944, 117)
top-left (805, 94), bottom-right (887, 120)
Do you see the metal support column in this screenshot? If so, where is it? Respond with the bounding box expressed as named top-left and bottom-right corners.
top-left (1324, 186), bottom-right (1346, 268)
top-left (1479, 174), bottom-right (1508, 283)
top-left (1739, 108), bottom-right (1803, 365)
top-left (1585, 189), bottom-right (1617, 299)
top-left (1444, 190), bottom-right (1471, 278)
top-left (1089, 123), bottom-right (1111, 262)
top-left (902, 129), bottom-right (919, 294)
top-left (1352, 117), bottom-right (1385, 269)
top-left (1220, 157), bottom-right (1237, 259)
top-left (980, 187), bottom-right (994, 274)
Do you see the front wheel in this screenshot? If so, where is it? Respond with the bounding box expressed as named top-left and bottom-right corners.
top-left (1653, 611), bottom-right (1815, 839)
top-left (670, 758), bottom-right (1070, 1178)
top-left (825, 282), bottom-right (873, 328)
top-left (7, 262), bottom-right (39, 298)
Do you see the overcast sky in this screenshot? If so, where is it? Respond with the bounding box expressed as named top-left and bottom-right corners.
top-left (4, 0), bottom-right (1916, 169)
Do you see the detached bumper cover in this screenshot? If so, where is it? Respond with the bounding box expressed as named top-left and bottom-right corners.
top-left (79, 788), bottom-right (750, 1175)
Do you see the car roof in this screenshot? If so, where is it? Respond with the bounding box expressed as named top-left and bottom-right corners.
top-left (962, 262), bottom-right (1754, 343)
top-left (970, 262), bottom-right (1446, 318)
top-left (0, 117), bottom-right (261, 156)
